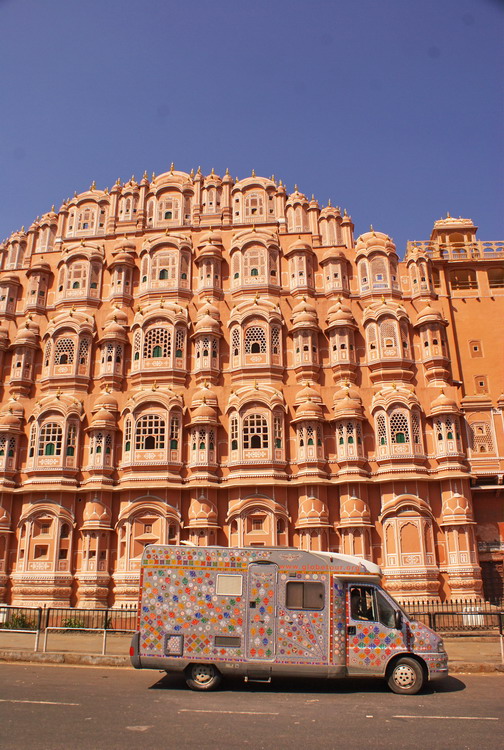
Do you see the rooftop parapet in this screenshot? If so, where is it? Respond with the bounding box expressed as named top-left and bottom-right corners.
top-left (406, 240), bottom-right (504, 262)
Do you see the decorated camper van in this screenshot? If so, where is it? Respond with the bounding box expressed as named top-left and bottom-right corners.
top-left (130, 545), bottom-right (448, 694)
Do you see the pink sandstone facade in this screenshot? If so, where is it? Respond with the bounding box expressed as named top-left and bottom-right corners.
top-left (0, 166), bottom-right (502, 608)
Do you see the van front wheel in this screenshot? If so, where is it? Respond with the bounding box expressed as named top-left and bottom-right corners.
top-left (185, 663), bottom-right (222, 691)
top-left (387, 657), bottom-right (425, 695)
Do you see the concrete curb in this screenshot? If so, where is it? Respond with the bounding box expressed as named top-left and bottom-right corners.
top-left (0, 649), bottom-right (502, 673)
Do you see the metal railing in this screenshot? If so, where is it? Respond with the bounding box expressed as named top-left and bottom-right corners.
top-left (0, 604), bottom-right (43, 651)
top-left (42, 604), bottom-right (137, 655)
top-left (402, 598), bottom-right (504, 632)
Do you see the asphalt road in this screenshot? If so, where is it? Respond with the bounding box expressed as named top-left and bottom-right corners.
top-left (0, 664), bottom-right (502, 750)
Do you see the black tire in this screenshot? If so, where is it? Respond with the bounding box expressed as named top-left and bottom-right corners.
top-left (387, 657), bottom-right (425, 695)
top-left (185, 663), bottom-right (222, 691)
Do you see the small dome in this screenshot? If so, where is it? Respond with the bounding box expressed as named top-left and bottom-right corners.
top-left (441, 494), bottom-right (473, 525)
top-left (326, 300), bottom-right (355, 328)
top-left (339, 496), bottom-right (371, 527)
top-left (92, 392), bottom-right (119, 412)
top-left (414, 305), bottom-right (444, 327)
top-left (82, 499), bottom-right (112, 528)
top-left (287, 239), bottom-right (312, 254)
top-left (191, 401), bottom-right (217, 422)
top-left (14, 324), bottom-right (39, 345)
top-left (355, 231), bottom-right (396, 257)
top-left (197, 300), bottom-right (220, 319)
top-left (188, 496), bottom-right (218, 525)
top-left (430, 390), bottom-right (459, 415)
top-left (294, 383), bottom-right (322, 405)
top-left (0, 410), bottom-right (21, 429)
top-left (286, 188), bottom-right (308, 206)
top-left (319, 204), bottom-right (341, 219)
top-left (292, 298), bottom-right (316, 316)
top-left (296, 496), bottom-right (329, 527)
top-left (192, 384), bottom-right (218, 406)
top-left (90, 408), bottom-right (116, 428)
top-left (333, 386), bottom-right (363, 418)
top-left (295, 398), bottom-right (323, 419)
top-left (113, 238), bottom-right (136, 253)
top-left (28, 259), bottom-right (51, 273)
top-left (104, 308), bottom-right (128, 326)
top-left (194, 313), bottom-right (220, 333)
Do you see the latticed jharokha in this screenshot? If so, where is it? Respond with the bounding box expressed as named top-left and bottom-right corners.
top-left (0, 168), bottom-right (502, 608)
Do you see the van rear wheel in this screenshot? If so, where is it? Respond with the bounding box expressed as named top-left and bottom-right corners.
top-left (185, 663), bottom-right (222, 691)
top-left (387, 657), bottom-right (425, 695)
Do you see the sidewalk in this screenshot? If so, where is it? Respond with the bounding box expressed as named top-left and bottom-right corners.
top-left (0, 631), bottom-right (502, 672)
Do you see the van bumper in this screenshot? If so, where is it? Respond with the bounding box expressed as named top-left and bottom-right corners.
top-left (130, 632), bottom-right (141, 669)
top-left (423, 651), bottom-right (449, 679)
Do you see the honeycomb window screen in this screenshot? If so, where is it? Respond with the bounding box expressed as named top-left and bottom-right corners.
top-left (366, 323), bottom-right (377, 352)
top-left (244, 193), bottom-right (264, 220)
top-left (211, 338), bottom-right (218, 358)
top-left (175, 328), bottom-right (185, 357)
top-left (39, 422), bottom-right (63, 456)
top-left (377, 413), bottom-right (387, 445)
top-left (144, 328), bottom-right (171, 359)
top-left (411, 412), bottom-right (421, 445)
top-left (216, 574), bottom-right (243, 596)
top-left (243, 414), bottom-right (269, 449)
top-left (390, 410), bottom-right (410, 444)
top-left (470, 422), bottom-right (494, 453)
top-left (231, 328), bottom-right (240, 356)
top-left (124, 418), bottom-right (132, 451)
top-left (135, 415), bottom-right (166, 450)
top-left (380, 320), bottom-right (398, 349)
top-left (359, 261), bottom-right (370, 290)
top-left (271, 327), bottom-right (280, 355)
top-left (78, 338), bottom-right (90, 365)
top-left (54, 338), bottom-right (75, 365)
top-left (371, 256), bottom-right (387, 287)
top-left (102, 343), bottom-right (114, 364)
top-left (245, 326), bottom-right (267, 354)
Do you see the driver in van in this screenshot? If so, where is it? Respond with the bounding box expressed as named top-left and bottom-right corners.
top-left (350, 587), bottom-right (373, 621)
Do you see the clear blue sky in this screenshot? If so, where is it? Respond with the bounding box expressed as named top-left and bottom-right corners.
top-left (1, 0), bottom-right (503, 254)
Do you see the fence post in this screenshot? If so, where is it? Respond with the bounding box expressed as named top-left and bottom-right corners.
top-left (34, 608), bottom-right (42, 652)
top-left (102, 609), bottom-right (108, 656)
top-left (500, 613), bottom-right (504, 666)
top-left (43, 608), bottom-right (51, 653)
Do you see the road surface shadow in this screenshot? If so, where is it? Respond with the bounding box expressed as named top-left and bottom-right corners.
top-left (149, 672), bottom-right (465, 695)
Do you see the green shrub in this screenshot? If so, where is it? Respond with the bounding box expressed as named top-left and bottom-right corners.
top-left (62, 616), bottom-right (86, 629)
top-left (1, 613), bottom-right (35, 630)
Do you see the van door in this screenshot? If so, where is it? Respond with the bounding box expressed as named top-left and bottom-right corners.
top-left (346, 584), bottom-right (406, 674)
top-left (246, 563), bottom-right (278, 660)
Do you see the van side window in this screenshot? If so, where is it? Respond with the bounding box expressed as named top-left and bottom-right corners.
top-left (376, 591), bottom-right (396, 628)
top-left (286, 581), bottom-right (324, 611)
top-left (350, 586), bottom-right (375, 621)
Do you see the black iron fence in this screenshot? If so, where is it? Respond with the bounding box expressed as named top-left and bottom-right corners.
top-left (402, 598), bottom-right (504, 632)
top-left (44, 605), bottom-right (137, 632)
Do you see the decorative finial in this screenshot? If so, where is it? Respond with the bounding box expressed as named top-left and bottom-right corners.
top-left (381, 295), bottom-right (385, 303)
top-left (252, 168), bottom-right (256, 177)
top-left (143, 170), bottom-right (148, 179)
top-left (254, 379), bottom-right (258, 389)
top-left (210, 167), bottom-right (215, 176)
top-left (294, 184), bottom-right (298, 192)
top-left (189, 168), bottom-right (194, 178)
top-left (115, 178), bottom-right (121, 186)
top-left (170, 162), bottom-right (174, 173)
top-left (328, 198), bottom-right (332, 207)
top-left (51, 205), bottom-right (55, 212)
top-left (225, 167), bottom-right (230, 175)
top-left (152, 172), bottom-right (156, 180)
top-left (343, 208), bottom-right (348, 216)
top-left (446, 211), bottom-right (451, 218)
top-left (90, 180), bottom-right (96, 190)
top-left (56, 388), bottom-right (62, 399)
top-left (152, 381), bottom-right (158, 391)
top-left (197, 166), bottom-right (202, 175)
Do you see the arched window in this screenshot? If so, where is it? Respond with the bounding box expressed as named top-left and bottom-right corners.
top-left (38, 423), bottom-right (63, 456)
top-left (243, 414), bottom-right (268, 449)
top-left (169, 414), bottom-right (180, 450)
top-left (143, 328), bottom-right (171, 359)
top-left (135, 415), bottom-right (165, 450)
top-left (231, 328), bottom-right (240, 358)
top-left (370, 256), bottom-right (388, 288)
top-left (244, 247), bottom-right (266, 280)
top-left (390, 410), bottom-right (410, 444)
top-left (376, 413), bottom-right (387, 445)
top-left (380, 320), bottom-right (398, 354)
top-left (245, 326), bottom-right (267, 354)
top-left (55, 338), bottom-right (75, 366)
top-left (230, 416), bottom-right (239, 451)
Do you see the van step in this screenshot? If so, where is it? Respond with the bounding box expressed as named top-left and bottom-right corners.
top-left (244, 675), bottom-right (271, 683)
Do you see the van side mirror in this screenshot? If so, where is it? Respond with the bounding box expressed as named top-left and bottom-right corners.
top-left (394, 610), bottom-right (403, 630)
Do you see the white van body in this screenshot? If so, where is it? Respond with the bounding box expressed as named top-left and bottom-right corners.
top-left (130, 545), bottom-right (448, 694)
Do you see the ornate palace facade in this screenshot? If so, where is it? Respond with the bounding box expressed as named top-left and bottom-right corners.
top-left (0, 167), bottom-right (502, 607)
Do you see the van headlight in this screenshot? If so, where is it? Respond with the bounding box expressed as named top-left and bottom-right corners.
top-left (437, 640), bottom-right (445, 653)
